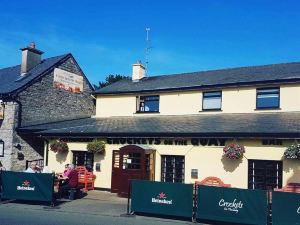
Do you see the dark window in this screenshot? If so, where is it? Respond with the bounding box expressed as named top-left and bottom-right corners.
top-left (73, 151), bottom-right (94, 171)
top-left (248, 160), bottom-right (282, 190)
top-left (0, 140), bottom-right (3, 157)
top-left (137, 95), bottom-right (159, 112)
top-left (122, 153), bottom-right (141, 170)
top-left (202, 91), bottom-right (222, 110)
top-left (161, 155), bottom-right (185, 183)
top-left (256, 87), bottom-right (280, 109)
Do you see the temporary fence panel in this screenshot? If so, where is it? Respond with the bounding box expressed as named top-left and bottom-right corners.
top-left (1, 171), bottom-right (54, 203)
top-left (196, 185), bottom-right (268, 225)
top-left (131, 180), bottom-right (194, 218)
top-left (272, 191), bottom-right (300, 225)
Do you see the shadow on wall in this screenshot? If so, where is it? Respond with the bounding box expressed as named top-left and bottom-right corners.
top-left (221, 156), bottom-right (243, 173)
top-left (94, 151), bottom-right (106, 165)
top-left (56, 151), bottom-right (68, 163)
top-left (283, 159), bottom-right (300, 184)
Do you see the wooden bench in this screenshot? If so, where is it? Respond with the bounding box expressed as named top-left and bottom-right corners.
top-left (75, 166), bottom-right (96, 192)
top-left (274, 183), bottom-right (300, 193)
top-left (195, 176), bottom-right (231, 188)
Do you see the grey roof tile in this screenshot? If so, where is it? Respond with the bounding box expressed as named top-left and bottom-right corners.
top-left (0, 54), bottom-right (69, 94)
top-left (18, 112), bottom-right (300, 137)
top-left (94, 62), bottom-right (300, 94)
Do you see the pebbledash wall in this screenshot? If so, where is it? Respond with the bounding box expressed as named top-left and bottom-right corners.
top-left (0, 51), bottom-right (95, 171)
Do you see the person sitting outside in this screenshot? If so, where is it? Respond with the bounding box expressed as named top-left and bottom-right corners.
top-left (59, 164), bottom-right (78, 198)
top-left (25, 161), bottom-right (41, 173)
top-left (63, 164), bottom-right (70, 177)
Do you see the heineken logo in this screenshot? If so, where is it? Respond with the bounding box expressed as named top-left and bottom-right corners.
top-left (219, 199), bottom-right (243, 213)
top-left (151, 192), bottom-right (173, 205)
top-left (17, 179), bottom-right (35, 191)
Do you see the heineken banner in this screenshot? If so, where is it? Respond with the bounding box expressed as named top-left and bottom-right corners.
top-left (131, 180), bottom-right (193, 218)
top-left (196, 185), bottom-right (268, 225)
top-left (1, 171), bottom-right (54, 202)
top-left (272, 191), bottom-right (300, 225)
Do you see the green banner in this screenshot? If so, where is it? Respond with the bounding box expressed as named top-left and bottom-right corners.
top-left (196, 186), bottom-right (268, 225)
top-left (131, 180), bottom-right (193, 218)
top-left (1, 171), bottom-right (54, 202)
top-left (272, 191), bottom-right (300, 225)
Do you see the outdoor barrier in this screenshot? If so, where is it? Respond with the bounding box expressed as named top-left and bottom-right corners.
top-left (272, 191), bottom-right (300, 225)
top-left (196, 185), bottom-right (268, 225)
top-left (130, 180), bottom-right (194, 218)
top-left (0, 171), bottom-right (54, 204)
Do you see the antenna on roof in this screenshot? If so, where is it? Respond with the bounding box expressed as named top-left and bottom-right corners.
top-left (145, 27), bottom-right (152, 76)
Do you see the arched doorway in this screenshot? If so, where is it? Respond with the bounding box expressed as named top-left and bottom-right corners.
top-left (111, 145), bottom-right (155, 197)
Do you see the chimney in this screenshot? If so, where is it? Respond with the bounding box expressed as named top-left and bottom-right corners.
top-left (132, 62), bottom-right (145, 81)
top-left (20, 42), bottom-right (44, 74)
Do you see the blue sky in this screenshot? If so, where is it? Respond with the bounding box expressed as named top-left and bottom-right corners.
top-left (1, 0), bottom-right (300, 85)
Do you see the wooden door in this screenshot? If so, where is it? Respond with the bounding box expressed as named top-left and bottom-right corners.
top-left (111, 150), bottom-right (121, 193)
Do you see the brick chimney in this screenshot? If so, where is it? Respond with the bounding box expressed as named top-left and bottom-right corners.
top-left (132, 62), bottom-right (145, 81)
top-left (20, 42), bottom-right (44, 74)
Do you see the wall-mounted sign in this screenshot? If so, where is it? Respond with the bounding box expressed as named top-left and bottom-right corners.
top-left (95, 163), bottom-right (101, 172)
top-left (106, 138), bottom-right (227, 147)
top-left (0, 104), bottom-right (4, 120)
top-left (0, 140), bottom-right (4, 157)
top-left (191, 169), bottom-right (198, 179)
top-left (53, 68), bottom-right (83, 93)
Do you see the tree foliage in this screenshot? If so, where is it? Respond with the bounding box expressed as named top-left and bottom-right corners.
top-left (94, 74), bottom-right (129, 90)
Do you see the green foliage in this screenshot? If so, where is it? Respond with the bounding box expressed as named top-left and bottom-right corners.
top-left (284, 144), bottom-right (300, 159)
top-left (50, 140), bottom-right (68, 153)
top-left (93, 74), bottom-right (129, 90)
top-left (87, 139), bottom-right (105, 154)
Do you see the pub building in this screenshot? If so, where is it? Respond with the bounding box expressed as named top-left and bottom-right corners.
top-left (19, 61), bottom-right (300, 196)
top-left (0, 43), bottom-right (95, 171)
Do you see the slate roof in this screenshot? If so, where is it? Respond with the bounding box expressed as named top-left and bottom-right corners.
top-left (18, 112), bottom-right (300, 138)
top-left (94, 62), bottom-right (300, 95)
top-left (0, 54), bottom-right (70, 94)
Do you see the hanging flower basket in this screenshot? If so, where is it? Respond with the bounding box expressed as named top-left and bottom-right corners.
top-left (87, 139), bottom-right (105, 154)
top-left (223, 143), bottom-right (245, 160)
top-left (50, 140), bottom-right (69, 153)
top-left (284, 144), bottom-right (300, 159)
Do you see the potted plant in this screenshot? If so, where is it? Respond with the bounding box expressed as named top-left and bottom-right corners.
top-left (284, 143), bottom-right (300, 159)
top-left (223, 143), bottom-right (245, 160)
top-left (50, 140), bottom-right (69, 153)
top-left (87, 139), bottom-right (105, 154)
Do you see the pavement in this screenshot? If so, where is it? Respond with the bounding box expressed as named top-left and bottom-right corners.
top-left (0, 191), bottom-right (202, 225)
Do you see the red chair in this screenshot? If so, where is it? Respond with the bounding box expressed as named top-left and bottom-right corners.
top-left (75, 166), bottom-right (96, 192)
top-left (195, 176), bottom-right (231, 188)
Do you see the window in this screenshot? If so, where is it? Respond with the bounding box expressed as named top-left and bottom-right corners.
top-left (73, 151), bottom-right (94, 171)
top-left (256, 87), bottom-right (280, 109)
top-left (161, 155), bottom-right (185, 183)
top-left (122, 152), bottom-right (141, 170)
top-left (137, 95), bottom-right (159, 113)
top-left (0, 140), bottom-right (3, 157)
top-left (248, 160), bottom-right (282, 190)
top-left (202, 91), bottom-right (222, 110)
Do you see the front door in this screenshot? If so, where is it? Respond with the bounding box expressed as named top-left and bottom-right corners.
top-left (111, 145), bottom-right (155, 197)
top-left (248, 159), bottom-right (283, 190)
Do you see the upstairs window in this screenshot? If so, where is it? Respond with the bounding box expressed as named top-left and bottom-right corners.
top-left (202, 91), bottom-right (222, 110)
top-left (136, 95), bottom-right (159, 113)
top-left (256, 87), bottom-right (280, 109)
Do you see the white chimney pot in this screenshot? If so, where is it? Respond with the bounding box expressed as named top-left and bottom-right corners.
top-left (132, 63), bottom-right (145, 81)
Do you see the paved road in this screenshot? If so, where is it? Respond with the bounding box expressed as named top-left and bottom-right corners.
top-left (0, 191), bottom-right (198, 225)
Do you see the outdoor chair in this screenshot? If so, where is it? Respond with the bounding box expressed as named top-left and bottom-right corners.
top-left (75, 166), bottom-right (96, 192)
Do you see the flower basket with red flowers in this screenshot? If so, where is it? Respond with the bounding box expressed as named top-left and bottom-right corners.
top-left (50, 140), bottom-right (69, 153)
top-left (223, 143), bottom-right (245, 160)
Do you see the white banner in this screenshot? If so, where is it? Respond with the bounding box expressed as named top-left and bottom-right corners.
top-left (53, 68), bottom-right (83, 93)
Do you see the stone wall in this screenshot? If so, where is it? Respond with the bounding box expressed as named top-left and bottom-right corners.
top-left (17, 56), bottom-right (95, 127)
top-left (0, 102), bottom-right (16, 170)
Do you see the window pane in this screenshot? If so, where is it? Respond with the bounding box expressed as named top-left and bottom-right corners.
top-left (144, 100), bottom-right (159, 112)
top-left (203, 97), bottom-right (221, 109)
top-left (257, 88), bottom-right (279, 108)
top-left (203, 91), bottom-right (221, 97)
top-left (138, 95), bottom-right (159, 112)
